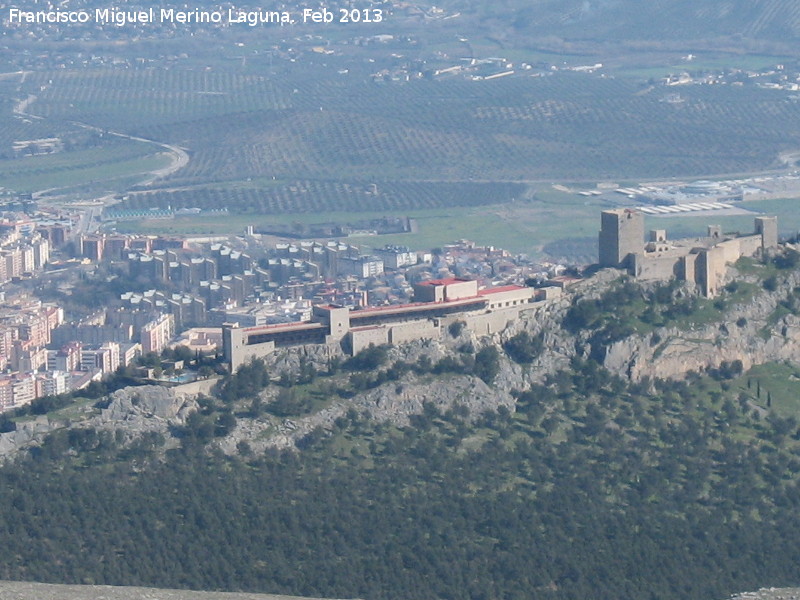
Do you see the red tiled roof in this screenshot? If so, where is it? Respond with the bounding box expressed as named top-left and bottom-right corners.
top-left (352, 295), bottom-right (485, 317)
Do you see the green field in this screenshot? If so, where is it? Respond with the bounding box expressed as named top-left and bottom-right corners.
top-left (0, 140), bottom-right (171, 193)
top-left (110, 186), bottom-right (799, 261)
top-left (112, 187), bottom-right (609, 259)
top-left (732, 362), bottom-right (800, 419)
top-left (115, 206), bottom-right (548, 255)
top-left (616, 53), bottom-right (793, 79)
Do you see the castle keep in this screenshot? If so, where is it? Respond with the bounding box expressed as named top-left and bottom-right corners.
top-left (598, 208), bottom-right (778, 296)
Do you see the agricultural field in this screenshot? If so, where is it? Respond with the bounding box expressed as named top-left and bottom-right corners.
top-left (0, 141), bottom-right (171, 194)
top-left (8, 68), bottom-right (800, 194)
top-left (4, 17), bottom-right (800, 258)
top-left (740, 197), bottom-right (800, 234)
top-left (122, 72), bottom-right (800, 184)
top-left (114, 204), bottom-right (550, 256)
top-left (616, 53), bottom-right (795, 80)
top-left (119, 181), bottom-right (527, 214)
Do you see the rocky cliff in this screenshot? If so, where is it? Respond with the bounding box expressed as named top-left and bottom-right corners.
top-left (602, 266), bottom-right (800, 381)
top-left (0, 385), bottom-right (200, 457)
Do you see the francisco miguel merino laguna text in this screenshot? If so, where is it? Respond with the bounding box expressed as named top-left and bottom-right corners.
top-left (7, 7), bottom-right (298, 26)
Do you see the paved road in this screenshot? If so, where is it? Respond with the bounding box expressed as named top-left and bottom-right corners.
top-left (12, 75), bottom-right (190, 202)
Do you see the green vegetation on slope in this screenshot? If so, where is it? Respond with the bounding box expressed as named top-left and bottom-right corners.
top-left (0, 143), bottom-right (170, 193)
top-left (1, 357), bottom-right (800, 600)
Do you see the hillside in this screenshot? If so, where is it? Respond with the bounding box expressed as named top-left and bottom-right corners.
top-left (1, 253), bottom-right (800, 598)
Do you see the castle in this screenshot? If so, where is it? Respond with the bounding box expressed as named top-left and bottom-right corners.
top-left (598, 208), bottom-right (778, 296)
top-left (223, 278), bottom-right (552, 371)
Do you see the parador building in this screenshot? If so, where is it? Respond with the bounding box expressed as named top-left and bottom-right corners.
top-left (599, 208), bottom-right (778, 297)
top-left (222, 278), bottom-right (550, 371)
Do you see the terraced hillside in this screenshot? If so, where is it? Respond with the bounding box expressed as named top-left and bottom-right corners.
top-left (24, 70), bottom-right (800, 186)
top-left (7, 66), bottom-right (800, 213)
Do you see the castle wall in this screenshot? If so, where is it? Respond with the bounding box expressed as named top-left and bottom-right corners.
top-left (412, 279), bottom-right (478, 303)
top-left (444, 280), bottom-right (479, 300)
top-left (697, 246), bottom-right (727, 297)
top-left (389, 320), bottom-right (438, 345)
top-left (413, 284), bottom-right (443, 303)
top-left (225, 285), bottom-right (545, 371)
top-left (680, 253), bottom-right (697, 283)
top-left (717, 238), bottom-right (743, 264)
top-left (349, 326), bottom-right (390, 354)
top-left (632, 252), bottom-right (680, 281)
top-left (462, 306), bottom-right (527, 335)
top-left (484, 287), bottom-right (535, 309)
top-left (598, 211), bottom-right (779, 298)
top-left (536, 286), bottom-right (563, 301)
top-left (314, 306), bottom-right (350, 341)
top-left (223, 325), bottom-right (277, 370)
top-left (736, 234), bottom-right (762, 258)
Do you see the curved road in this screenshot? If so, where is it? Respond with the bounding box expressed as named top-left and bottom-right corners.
top-left (69, 120), bottom-right (190, 187)
top-left (11, 74), bottom-right (189, 199)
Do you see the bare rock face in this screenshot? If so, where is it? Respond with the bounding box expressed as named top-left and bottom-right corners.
top-left (221, 373), bottom-right (515, 453)
top-left (99, 386), bottom-right (197, 426)
top-left (264, 344), bottom-right (343, 378)
top-left (0, 581), bottom-right (356, 600)
top-left (88, 386), bottom-right (199, 448)
top-left (362, 373), bottom-right (513, 424)
top-left (603, 269), bottom-right (800, 381)
top-left (0, 386), bottom-right (200, 459)
top-left (0, 416), bottom-right (54, 456)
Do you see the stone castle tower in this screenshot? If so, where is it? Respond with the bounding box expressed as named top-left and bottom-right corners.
top-left (754, 216), bottom-right (778, 250)
top-left (598, 208), bottom-right (644, 268)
